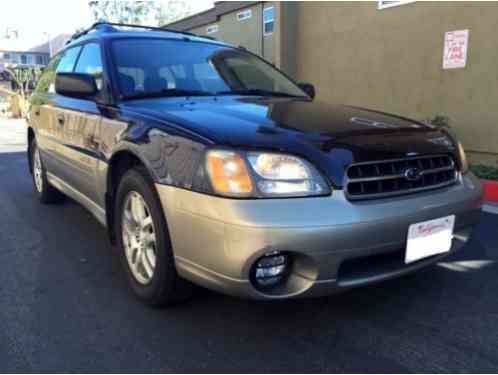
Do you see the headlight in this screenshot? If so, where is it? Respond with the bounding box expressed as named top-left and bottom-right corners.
top-left (205, 150), bottom-right (330, 198)
top-left (457, 142), bottom-right (469, 173)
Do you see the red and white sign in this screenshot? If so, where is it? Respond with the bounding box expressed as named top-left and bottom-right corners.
top-left (443, 29), bottom-right (469, 69)
top-left (405, 215), bottom-right (455, 264)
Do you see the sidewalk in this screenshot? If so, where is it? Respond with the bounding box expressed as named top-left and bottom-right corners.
top-left (0, 118), bottom-right (27, 153)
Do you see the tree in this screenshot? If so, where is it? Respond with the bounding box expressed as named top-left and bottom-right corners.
top-left (0, 67), bottom-right (42, 118)
top-left (88, 1), bottom-right (194, 26)
top-left (154, 1), bottom-right (193, 26)
top-left (88, 1), bottom-right (152, 24)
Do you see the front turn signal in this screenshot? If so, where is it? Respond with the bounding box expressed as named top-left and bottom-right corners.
top-left (206, 150), bottom-right (253, 196)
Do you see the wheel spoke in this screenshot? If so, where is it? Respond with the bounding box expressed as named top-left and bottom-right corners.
top-left (144, 231), bottom-right (156, 246)
top-left (140, 250), bottom-right (154, 279)
top-left (126, 241), bottom-right (139, 262)
top-left (132, 195), bottom-right (147, 223)
top-left (122, 210), bottom-right (136, 235)
top-left (144, 248), bottom-right (156, 268)
top-left (141, 216), bottom-right (153, 231)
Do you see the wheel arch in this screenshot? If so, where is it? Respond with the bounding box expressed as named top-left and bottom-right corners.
top-left (105, 149), bottom-right (156, 244)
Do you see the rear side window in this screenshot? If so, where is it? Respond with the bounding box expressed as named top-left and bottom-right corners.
top-left (56, 47), bottom-right (82, 73)
top-left (75, 43), bottom-right (104, 90)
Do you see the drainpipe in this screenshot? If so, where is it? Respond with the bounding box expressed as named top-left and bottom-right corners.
top-left (261, 2), bottom-right (265, 59)
top-left (274, 2), bottom-right (297, 77)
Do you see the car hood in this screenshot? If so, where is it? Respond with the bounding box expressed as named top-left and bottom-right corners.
top-left (121, 96), bottom-right (458, 187)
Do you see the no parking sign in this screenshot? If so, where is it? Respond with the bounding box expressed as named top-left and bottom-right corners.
top-left (443, 29), bottom-right (469, 69)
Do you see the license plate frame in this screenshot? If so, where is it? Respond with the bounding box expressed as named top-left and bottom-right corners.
top-left (405, 215), bottom-right (455, 264)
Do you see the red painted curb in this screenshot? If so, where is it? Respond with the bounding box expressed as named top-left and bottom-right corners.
top-left (482, 179), bottom-right (498, 203)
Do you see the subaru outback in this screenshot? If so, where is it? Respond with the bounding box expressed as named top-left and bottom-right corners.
top-left (28, 23), bottom-right (483, 306)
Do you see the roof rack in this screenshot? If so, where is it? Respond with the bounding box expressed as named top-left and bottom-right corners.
top-left (66, 21), bottom-right (198, 45)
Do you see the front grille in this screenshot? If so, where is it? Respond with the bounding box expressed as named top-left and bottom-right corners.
top-left (345, 155), bottom-right (457, 200)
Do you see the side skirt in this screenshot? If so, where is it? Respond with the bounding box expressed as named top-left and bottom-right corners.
top-left (47, 172), bottom-right (107, 227)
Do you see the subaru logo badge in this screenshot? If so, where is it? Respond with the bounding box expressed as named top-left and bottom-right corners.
top-left (403, 167), bottom-right (423, 182)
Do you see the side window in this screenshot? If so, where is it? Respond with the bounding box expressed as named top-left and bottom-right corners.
top-left (56, 47), bottom-right (82, 73)
top-left (35, 54), bottom-right (62, 94)
top-left (75, 43), bottom-right (104, 90)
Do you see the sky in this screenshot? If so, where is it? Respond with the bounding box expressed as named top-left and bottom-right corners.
top-left (1, 0), bottom-right (214, 48)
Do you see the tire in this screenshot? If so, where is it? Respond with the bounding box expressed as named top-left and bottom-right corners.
top-left (114, 166), bottom-right (192, 307)
top-left (31, 140), bottom-right (64, 204)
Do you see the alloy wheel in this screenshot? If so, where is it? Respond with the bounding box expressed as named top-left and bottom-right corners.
top-left (121, 191), bottom-right (157, 285)
top-left (34, 148), bottom-right (43, 193)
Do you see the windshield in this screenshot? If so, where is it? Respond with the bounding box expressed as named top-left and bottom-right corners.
top-left (111, 38), bottom-right (308, 99)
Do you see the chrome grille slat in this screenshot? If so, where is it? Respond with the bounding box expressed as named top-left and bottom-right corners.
top-left (345, 155), bottom-right (458, 200)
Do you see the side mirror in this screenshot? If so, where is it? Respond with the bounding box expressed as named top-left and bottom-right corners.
top-left (55, 72), bottom-right (97, 99)
top-left (298, 82), bottom-right (316, 100)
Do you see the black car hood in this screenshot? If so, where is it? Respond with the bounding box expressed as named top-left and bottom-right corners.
top-left (121, 96), bottom-right (458, 187)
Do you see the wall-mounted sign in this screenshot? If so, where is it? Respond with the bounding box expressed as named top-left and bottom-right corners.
top-left (443, 29), bottom-right (469, 69)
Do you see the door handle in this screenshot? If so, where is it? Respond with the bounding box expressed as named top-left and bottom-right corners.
top-left (57, 114), bottom-right (65, 126)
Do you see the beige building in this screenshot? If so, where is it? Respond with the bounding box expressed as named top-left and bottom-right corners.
top-left (167, 1), bottom-right (275, 62)
top-left (167, 1), bottom-right (498, 162)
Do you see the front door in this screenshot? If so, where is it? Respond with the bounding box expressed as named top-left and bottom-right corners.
top-left (54, 42), bottom-right (105, 205)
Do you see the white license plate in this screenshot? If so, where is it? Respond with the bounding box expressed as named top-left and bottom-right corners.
top-left (405, 215), bottom-right (455, 264)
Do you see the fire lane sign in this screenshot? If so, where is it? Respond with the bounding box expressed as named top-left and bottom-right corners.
top-left (443, 29), bottom-right (469, 69)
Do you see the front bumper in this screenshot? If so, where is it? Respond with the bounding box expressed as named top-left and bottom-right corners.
top-left (156, 173), bottom-right (483, 300)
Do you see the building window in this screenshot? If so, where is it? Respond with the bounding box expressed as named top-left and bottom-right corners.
top-left (206, 24), bottom-right (219, 34)
top-left (378, 0), bottom-right (416, 9)
top-left (237, 9), bottom-right (252, 21)
top-left (3, 53), bottom-right (10, 61)
top-left (263, 7), bottom-right (274, 35)
top-left (36, 55), bottom-right (43, 65)
top-left (21, 54), bottom-right (27, 64)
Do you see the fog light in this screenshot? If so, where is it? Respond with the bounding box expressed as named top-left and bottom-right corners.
top-left (253, 252), bottom-right (289, 288)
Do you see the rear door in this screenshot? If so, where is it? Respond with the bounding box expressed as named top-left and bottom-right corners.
top-left (54, 42), bottom-right (104, 204)
top-left (31, 47), bottom-right (82, 179)
top-left (30, 54), bottom-right (62, 174)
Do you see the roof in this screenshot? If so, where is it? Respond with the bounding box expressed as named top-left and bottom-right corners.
top-left (0, 33), bottom-right (70, 55)
top-left (30, 34), bottom-right (71, 55)
top-left (0, 38), bottom-right (48, 54)
top-left (164, 1), bottom-right (261, 31)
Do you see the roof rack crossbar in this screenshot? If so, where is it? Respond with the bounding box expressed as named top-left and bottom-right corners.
top-left (66, 21), bottom-right (197, 45)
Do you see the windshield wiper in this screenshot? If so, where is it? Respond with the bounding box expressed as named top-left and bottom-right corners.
top-left (122, 89), bottom-right (214, 100)
top-left (216, 89), bottom-right (306, 98)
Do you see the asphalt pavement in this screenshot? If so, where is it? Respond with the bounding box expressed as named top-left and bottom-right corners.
top-left (1, 119), bottom-right (498, 373)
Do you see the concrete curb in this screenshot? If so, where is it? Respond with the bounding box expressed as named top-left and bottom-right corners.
top-left (483, 203), bottom-right (498, 215)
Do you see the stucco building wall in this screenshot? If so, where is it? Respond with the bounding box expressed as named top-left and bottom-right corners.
top-left (275, 1), bottom-right (498, 160)
top-left (187, 2), bottom-right (274, 62)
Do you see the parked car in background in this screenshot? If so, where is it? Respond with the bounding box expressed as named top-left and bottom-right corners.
top-left (28, 23), bottom-right (483, 306)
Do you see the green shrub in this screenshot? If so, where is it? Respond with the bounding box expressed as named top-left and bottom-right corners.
top-left (470, 164), bottom-right (498, 181)
top-left (430, 115), bottom-right (450, 127)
